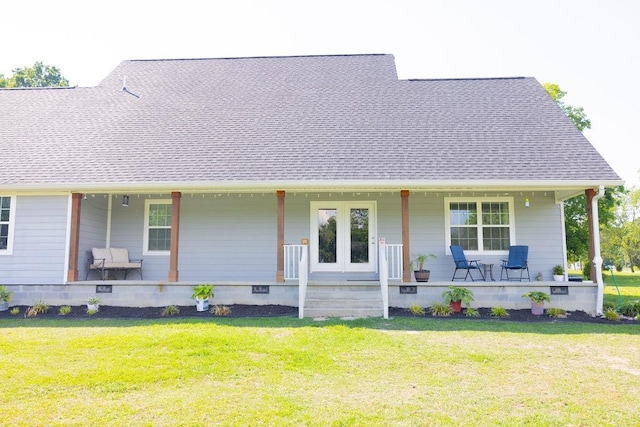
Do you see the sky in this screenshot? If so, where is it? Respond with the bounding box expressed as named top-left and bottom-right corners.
top-left (2, 0), bottom-right (638, 188)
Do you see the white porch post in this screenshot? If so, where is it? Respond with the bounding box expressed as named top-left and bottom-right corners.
top-left (591, 186), bottom-right (605, 315)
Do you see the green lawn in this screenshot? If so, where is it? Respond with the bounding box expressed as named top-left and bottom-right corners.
top-left (1, 317), bottom-right (639, 426)
top-left (603, 270), bottom-right (640, 307)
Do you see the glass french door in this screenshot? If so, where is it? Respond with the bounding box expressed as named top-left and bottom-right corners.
top-left (310, 202), bottom-right (377, 272)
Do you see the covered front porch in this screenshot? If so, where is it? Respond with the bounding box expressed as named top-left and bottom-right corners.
top-left (60, 187), bottom-right (605, 317)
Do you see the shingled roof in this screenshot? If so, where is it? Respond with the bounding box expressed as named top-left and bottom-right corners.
top-left (0, 54), bottom-right (621, 193)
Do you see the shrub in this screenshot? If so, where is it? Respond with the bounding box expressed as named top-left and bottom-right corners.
top-left (490, 307), bottom-right (509, 318)
top-left (26, 301), bottom-right (49, 317)
top-left (582, 261), bottom-right (592, 280)
top-left (161, 305), bottom-right (180, 316)
top-left (10, 307), bottom-right (19, 315)
top-left (430, 303), bottom-right (452, 317)
top-left (212, 305), bottom-right (232, 316)
top-left (604, 308), bottom-right (620, 321)
top-left (58, 306), bottom-right (72, 316)
top-left (408, 304), bottom-right (425, 316)
top-left (522, 291), bottom-right (550, 303)
top-left (441, 286), bottom-right (474, 306)
top-left (87, 308), bottom-right (98, 316)
top-left (465, 307), bottom-right (480, 317)
top-left (618, 301), bottom-right (640, 317)
top-left (547, 307), bottom-right (566, 318)
top-left (603, 301), bottom-right (615, 312)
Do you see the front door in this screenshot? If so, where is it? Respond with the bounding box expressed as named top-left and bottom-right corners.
top-left (310, 201), bottom-right (377, 273)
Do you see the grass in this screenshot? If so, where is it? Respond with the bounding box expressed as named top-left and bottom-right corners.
top-left (1, 317), bottom-right (639, 426)
top-left (602, 270), bottom-right (640, 307)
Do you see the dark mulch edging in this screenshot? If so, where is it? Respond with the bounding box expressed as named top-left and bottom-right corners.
top-left (0, 305), bottom-right (636, 323)
top-left (0, 304), bottom-right (299, 320)
top-left (389, 307), bottom-right (638, 324)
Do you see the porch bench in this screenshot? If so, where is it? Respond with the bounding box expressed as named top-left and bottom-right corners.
top-left (87, 248), bottom-right (143, 280)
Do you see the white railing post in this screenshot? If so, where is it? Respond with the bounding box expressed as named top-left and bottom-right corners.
top-left (379, 238), bottom-right (389, 319)
top-left (298, 242), bottom-right (309, 319)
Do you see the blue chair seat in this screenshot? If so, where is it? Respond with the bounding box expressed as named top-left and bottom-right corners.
top-left (500, 245), bottom-right (530, 281)
top-left (450, 245), bottom-right (485, 281)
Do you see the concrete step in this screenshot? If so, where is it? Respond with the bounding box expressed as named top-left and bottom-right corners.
top-left (302, 282), bottom-right (384, 318)
top-left (304, 306), bottom-right (383, 319)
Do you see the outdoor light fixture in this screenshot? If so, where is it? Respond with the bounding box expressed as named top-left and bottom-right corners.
top-left (122, 195), bottom-right (129, 207)
top-left (524, 197), bottom-right (530, 208)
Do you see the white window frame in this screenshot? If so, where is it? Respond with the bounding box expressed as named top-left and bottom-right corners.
top-left (143, 199), bottom-right (172, 256)
top-left (0, 195), bottom-right (16, 255)
top-left (444, 196), bottom-right (515, 255)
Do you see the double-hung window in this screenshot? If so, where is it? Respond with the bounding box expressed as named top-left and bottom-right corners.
top-left (445, 197), bottom-right (514, 254)
top-left (144, 200), bottom-right (172, 255)
top-left (0, 196), bottom-right (15, 254)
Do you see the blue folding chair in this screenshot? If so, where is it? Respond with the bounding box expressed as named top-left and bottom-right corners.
top-left (450, 245), bottom-right (485, 281)
top-left (500, 245), bottom-right (530, 281)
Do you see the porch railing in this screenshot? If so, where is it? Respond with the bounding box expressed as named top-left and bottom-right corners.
top-left (385, 243), bottom-right (404, 280)
top-left (284, 244), bottom-right (309, 319)
top-left (380, 241), bottom-right (403, 319)
top-left (284, 244), bottom-right (306, 280)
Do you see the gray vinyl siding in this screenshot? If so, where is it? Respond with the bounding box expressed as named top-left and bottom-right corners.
top-left (0, 195), bottom-right (68, 284)
top-left (177, 195), bottom-right (277, 281)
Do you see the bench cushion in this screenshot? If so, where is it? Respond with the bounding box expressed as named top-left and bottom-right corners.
top-left (109, 247), bottom-right (130, 263)
top-left (92, 248), bottom-right (112, 264)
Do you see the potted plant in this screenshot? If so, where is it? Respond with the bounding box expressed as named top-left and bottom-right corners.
top-left (192, 283), bottom-right (215, 312)
top-left (441, 285), bottom-right (474, 313)
top-left (522, 291), bottom-right (550, 315)
top-left (411, 253), bottom-right (436, 282)
top-left (0, 285), bottom-right (13, 311)
top-left (87, 297), bottom-right (101, 312)
top-left (552, 264), bottom-right (565, 281)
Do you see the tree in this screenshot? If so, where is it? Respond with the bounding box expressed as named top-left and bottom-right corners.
top-left (563, 186), bottom-right (624, 264)
top-left (543, 83), bottom-right (591, 132)
top-left (0, 61), bottom-right (69, 88)
top-left (544, 82), bottom-right (623, 276)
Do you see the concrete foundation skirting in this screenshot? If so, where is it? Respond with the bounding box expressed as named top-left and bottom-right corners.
top-left (5, 281), bottom-right (299, 308)
top-left (3, 280), bottom-right (597, 314)
top-left (389, 281), bottom-right (598, 314)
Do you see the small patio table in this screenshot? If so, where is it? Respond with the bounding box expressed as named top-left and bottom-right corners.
top-left (482, 263), bottom-right (495, 281)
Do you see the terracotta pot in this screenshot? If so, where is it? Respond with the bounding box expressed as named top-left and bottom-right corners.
top-left (414, 270), bottom-right (430, 282)
top-left (450, 300), bottom-right (462, 313)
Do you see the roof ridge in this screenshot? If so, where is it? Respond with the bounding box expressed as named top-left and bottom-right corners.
top-left (0, 85), bottom-right (78, 91)
top-left (123, 54), bottom-right (392, 64)
top-left (406, 76), bottom-right (527, 82)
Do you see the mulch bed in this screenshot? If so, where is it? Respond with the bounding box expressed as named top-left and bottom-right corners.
top-left (0, 305), bottom-right (636, 323)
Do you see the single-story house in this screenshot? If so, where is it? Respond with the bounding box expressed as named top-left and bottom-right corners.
top-left (0, 54), bottom-right (622, 317)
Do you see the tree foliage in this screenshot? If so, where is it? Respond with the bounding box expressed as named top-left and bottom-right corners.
top-left (564, 186), bottom-right (624, 263)
top-left (0, 61), bottom-right (69, 88)
top-left (543, 82), bottom-right (624, 273)
top-left (602, 188), bottom-right (640, 271)
top-left (543, 83), bottom-right (591, 132)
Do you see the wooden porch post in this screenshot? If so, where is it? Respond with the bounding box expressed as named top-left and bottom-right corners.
top-left (585, 188), bottom-right (596, 281)
top-left (401, 190), bottom-right (412, 282)
top-left (67, 193), bottom-right (82, 282)
top-left (276, 190), bottom-right (285, 282)
top-left (168, 191), bottom-right (181, 282)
